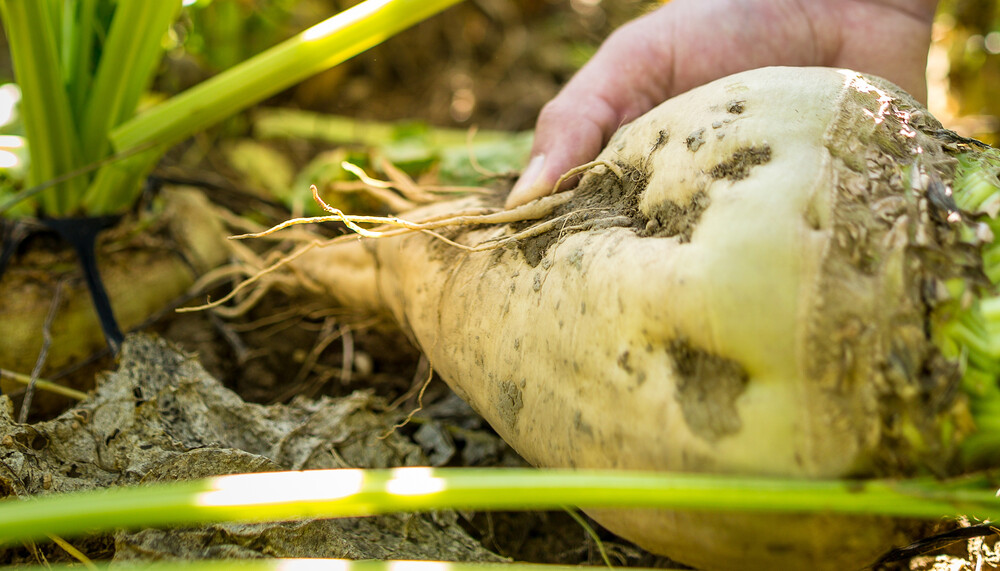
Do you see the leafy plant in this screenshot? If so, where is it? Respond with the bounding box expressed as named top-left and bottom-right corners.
top-left (0, 0), bottom-right (465, 354)
top-left (0, 0), bottom-right (466, 218)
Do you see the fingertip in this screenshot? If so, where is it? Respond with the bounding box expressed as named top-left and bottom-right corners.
top-left (507, 91), bottom-right (616, 209)
top-left (505, 183), bottom-right (548, 209)
top-left (506, 154), bottom-right (549, 208)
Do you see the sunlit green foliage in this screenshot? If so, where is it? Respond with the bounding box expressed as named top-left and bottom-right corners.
top-left (0, 0), bottom-right (464, 218)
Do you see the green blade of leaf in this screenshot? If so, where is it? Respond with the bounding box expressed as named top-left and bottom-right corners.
top-left (0, 140), bottom-right (158, 216)
top-left (64, 0), bottom-right (100, 119)
top-left (79, 0), bottom-right (181, 165)
top-left (80, 144), bottom-right (164, 215)
top-left (0, 0), bottom-right (86, 216)
top-left (1, 468), bottom-right (999, 548)
top-left (48, 0), bottom-right (63, 65)
top-left (109, 0), bottom-right (466, 154)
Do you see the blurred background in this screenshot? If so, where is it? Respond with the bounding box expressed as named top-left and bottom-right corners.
top-left (930, 0), bottom-right (1000, 145)
top-left (0, 0), bottom-right (996, 153)
top-left (149, 0), bottom-right (654, 132)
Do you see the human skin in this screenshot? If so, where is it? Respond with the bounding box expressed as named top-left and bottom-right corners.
top-left (505, 0), bottom-right (941, 208)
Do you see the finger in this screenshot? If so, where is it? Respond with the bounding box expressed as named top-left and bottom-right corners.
top-left (505, 23), bottom-right (673, 208)
top-left (505, 95), bottom-right (614, 208)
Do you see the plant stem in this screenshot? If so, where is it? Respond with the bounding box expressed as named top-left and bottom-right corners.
top-left (0, 368), bottom-right (88, 401)
top-left (63, 0), bottom-right (99, 119)
top-left (0, 0), bottom-right (86, 215)
top-left (110, 0), bottom-right (465, 154)
top-left (79, 0), bottom-right (181, 165)
top-left (0, 560), bottom-right (676, 571)
top-left (1, 468), bottom-right (998, 547)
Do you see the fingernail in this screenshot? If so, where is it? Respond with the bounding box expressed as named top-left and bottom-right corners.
top-left (507, 154), bottom-right (546, 208)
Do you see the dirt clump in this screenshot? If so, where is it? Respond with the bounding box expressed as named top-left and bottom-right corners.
top-left (641, 191), bottom-right (711, 242)
top-left (726, 100), bottom-right (746, 114)
top-left (0, 335), bottom-right (502, 564)
top-left (668, 338), bottom-right (749, 442)
top-left (709, 145), bottom-right (773, 181)
top-left (685, 128), bottom-right (706, 152)
top-left (513, 162), bottom-right (649, 267)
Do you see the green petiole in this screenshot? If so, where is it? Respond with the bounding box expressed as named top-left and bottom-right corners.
top-left (1, 468), bottom-right (999, 548)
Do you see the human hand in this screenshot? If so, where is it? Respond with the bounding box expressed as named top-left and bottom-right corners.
top-left (506, 0), bottom-right (940, 208)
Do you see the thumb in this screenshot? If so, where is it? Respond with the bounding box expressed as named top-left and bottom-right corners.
top-left (505, 153), bottom-right (552, 209)
top-left (505, 97), bottom-right (613, 209)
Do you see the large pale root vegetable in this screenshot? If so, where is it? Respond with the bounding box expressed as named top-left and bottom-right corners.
top-left (260, 67), bottom-right (1000, 569)
top-left (0, 188), bottom-right (231, 377)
